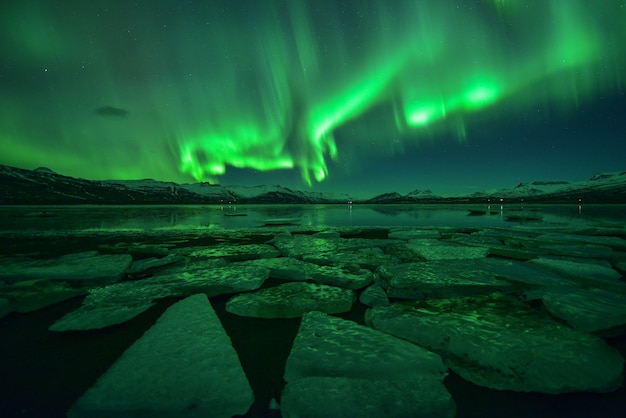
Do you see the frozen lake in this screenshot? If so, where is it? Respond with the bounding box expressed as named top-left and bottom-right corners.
top-left (1, 204), bottom-right (625, 417)
top-left (1, 203), bottom-right (625, 233)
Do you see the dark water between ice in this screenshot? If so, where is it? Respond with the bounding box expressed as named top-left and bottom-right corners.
top-left (1, 203), bottom-right (624, 233)
top-left (1, 204), bottom-right (625, 417)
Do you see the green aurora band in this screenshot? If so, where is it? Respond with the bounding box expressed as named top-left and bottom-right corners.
top-left (1, 0), bottom-right (625, 186)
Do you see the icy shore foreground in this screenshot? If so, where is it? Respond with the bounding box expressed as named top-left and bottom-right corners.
top-left (1, 223), bottom-right (626, 416)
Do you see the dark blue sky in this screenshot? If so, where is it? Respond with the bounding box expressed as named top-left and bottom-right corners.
top-left (1, 0), bottom-right (625, 196)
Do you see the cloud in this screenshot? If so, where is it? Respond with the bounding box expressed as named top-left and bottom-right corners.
top-left (94, 106), bottom-right (129, 118)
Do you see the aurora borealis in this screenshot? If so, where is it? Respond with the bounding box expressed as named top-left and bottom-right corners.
top-left (1, 0), bottom-right (625, 196)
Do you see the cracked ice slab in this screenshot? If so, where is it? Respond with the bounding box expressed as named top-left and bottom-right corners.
top-left (366, 293), bottom-right (624, 394)
top-left (387, 228), bottom-right (442, 240)
top-left (242, 257), bottom-right (373, 289)
top-left (50, 262), bottom-right (268, 330)
top-left (126, 254), bottom-right (184, 276)
top-left (177, 243), bottom-right (280, 261)
top-left (68, 294), bottom-right (253, 418)
top-left (377, 260), bottom-right (512, 299)
top-left (529, 257), bottom-right (623, 289)
top-left (284, 311), bottom-right (447, 381)
top-left (1, 279), bottom-right (87, 314)
top-left (404, 240), bottom-right (490, 261)
top-left (0, 252), bottom-right (132, 285)
top-left (302, 246), bottom-right (399, 270)
top-left (281, 376), bottom-right (455, 418)
top-left (308, 265), bottom-right (373, 290)
top-left (534, 233), bottom-right (626, 251)
top-left (359, 284), bottom-right (390, 307)
top-left (542, 287), bottom-right (626, 333)
top-left (240, 257), bottom-right (316, 281)
top-left (270, 232), bottom-right (396, 259)
top-left (225, 282), bottom-right (355, 318)
top-left (281, 311), bottom-right (455, 418)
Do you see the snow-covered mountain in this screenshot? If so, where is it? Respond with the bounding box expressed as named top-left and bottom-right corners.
top-left (407, 189), bottom-right (436, 199)
top-left (366, 189), bottom-right (445, 203)
top-left (487, 172), bottom-right (626, 202)
top-left (498, 181), bottom-right (572, 198)
top-left (1, 164), bottom-right (625, 204)
top-left (0, 165), bottom-right (356, 204)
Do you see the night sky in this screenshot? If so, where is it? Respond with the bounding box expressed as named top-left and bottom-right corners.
top-left (1, 0), bottom-right (625, 197)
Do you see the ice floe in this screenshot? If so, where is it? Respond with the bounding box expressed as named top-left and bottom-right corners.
top-left (50, 262), bottom-right (269, 330)
top-left (530, 257), bottom-right (623, 289)
top-left (366, 293), bottom-right (624, 394)
top-left (126, 253), bottom-right (184, 277)
top-left (302, 246), bottom-right (399, 270)
top-left (3, 221), bottom-right (626, 417)
top-left (458, 257), bottom-right (574, 290)
top-left (535, 232), bottom-right (626, 251)
top-left (270, 231), bottom-right (395, 259)
top-left (1, 279), bottom-right (86, 313)
top-left (308, 265), bottom-right (373, 290)
top-left (285, 311), bottom-right (447, 380)
top-left (281, 311), bottom-right (455, 418)
top-left (67, 294), bottom-right (253, 418)
top-left (534, 243), bottom-right (616, 260)
top-left (542, 287), bottom-right (626, 333)
top-left (387, 228), bottom-right (442, 240)
top-left (240, 256), bottom-right (315, 281)
top-left (359, 284), bottom-right (390, 307)
top-left (225, 282), bottom-right (355, 318)
top-left (281, 377), bottom-right (455, 418)
top-left (377, 260), bottom-right (512, 299)
top-left (0, 252), bottom-right (132, 285)
top-left (241, 257), bottom-right (373, 289)
top-left (401, 240), bottom-right (490, 261)
top-left (179, 243), bottom-right (280, 260)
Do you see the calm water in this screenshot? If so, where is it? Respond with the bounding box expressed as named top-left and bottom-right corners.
top-left (0, 203), bottom-right (624, 233)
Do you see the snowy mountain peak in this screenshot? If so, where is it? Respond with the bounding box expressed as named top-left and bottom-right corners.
top-left (487, 171), bottom-right (626, 202)
top-left (406, 189), bottom-right (434, 197)
top-left (530, 180), bottom-right (569, 186)
top-left (589, 171), bottom-right (626, 182)
top-left (1, 164), bottom-right (626, 204)
top-left (514, 180), bottom-right (569, 189)
top-left (34, 167), bottom-right (57, 174)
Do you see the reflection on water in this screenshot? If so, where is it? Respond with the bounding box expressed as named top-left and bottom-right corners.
top-left (0, 204), bottom-right (624, 233)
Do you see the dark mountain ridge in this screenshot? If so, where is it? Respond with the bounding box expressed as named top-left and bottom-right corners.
top-left (1, 164), bottom-right (625, 204)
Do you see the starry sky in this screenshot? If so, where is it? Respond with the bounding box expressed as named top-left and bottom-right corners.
top-left (1, 0), bottom-right (625, 197)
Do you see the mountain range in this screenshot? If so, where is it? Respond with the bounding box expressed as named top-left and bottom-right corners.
top-left (1, 164), bottom-right (625, 204)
